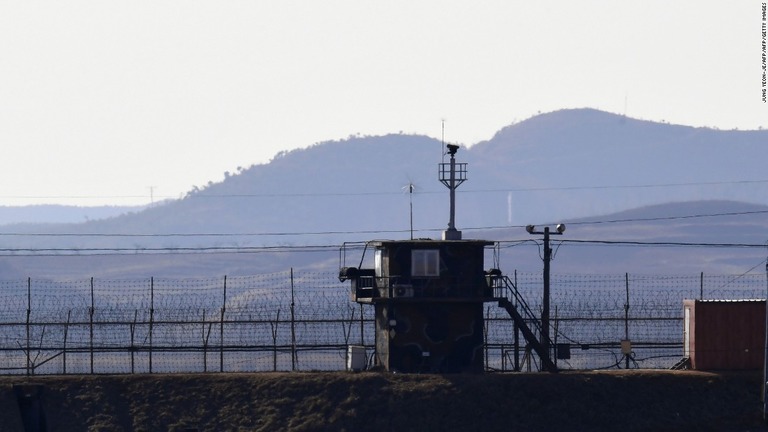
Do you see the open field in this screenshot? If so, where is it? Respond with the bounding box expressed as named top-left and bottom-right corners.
top-left (1, 370), bottom-right (767, 431)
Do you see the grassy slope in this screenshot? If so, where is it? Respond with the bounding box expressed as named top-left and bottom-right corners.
top-left (1, 370), bottom-right (766, 432)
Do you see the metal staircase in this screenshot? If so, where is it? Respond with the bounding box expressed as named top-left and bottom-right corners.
top-left (495, 275), bottom-right (557, 373)
top-left (670, 357), bottom-right (690, 370)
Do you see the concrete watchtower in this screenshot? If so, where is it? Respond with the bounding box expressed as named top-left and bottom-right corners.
top-left (339, 144), bottom-right (500, 373)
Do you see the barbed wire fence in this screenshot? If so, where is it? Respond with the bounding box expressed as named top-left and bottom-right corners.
top-left (0, 270), bottom-right (765, 375)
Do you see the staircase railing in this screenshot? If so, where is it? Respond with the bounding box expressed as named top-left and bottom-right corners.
top-left (498, 276), bottom-right (545, 336)
top-left (494, 274), bottom-right (557, 372)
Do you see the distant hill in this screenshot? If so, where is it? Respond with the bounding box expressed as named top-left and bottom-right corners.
top-left (468, 108), bottom-right (767, 223)
top-left (475, 200), bottom-right (768, 275)
top-left (6, 108), bottom-right (768, 237)
top-left (1, 109), bottom-right (767, 278)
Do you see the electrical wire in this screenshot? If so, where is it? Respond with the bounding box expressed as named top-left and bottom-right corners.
top-left (564, 209), bottom-right (768, 226)
top-left (3, 206), bottom-right (767, 239)
top-left (0, 206), bottom-right (766, 258)
top-left (713, 258), bottom-right (768, 290)
top-left (1, 237), bottom-right (766, 258)
top-left (0, 244), bottom-right (341, 257)
top-left (0, 228), bottom-right (422, 238)
top-left (4, 178), bottom-right (768, 202)
top-left (559, 239), bottom-right (767, 248)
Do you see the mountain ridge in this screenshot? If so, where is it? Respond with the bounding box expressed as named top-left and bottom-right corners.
top-left (0, 108), bottom-right (766, 277)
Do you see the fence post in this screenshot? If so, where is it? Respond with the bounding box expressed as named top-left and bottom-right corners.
top-left (290, 268), bottom-right (296, 371)
top-left (89, 277), bottom-right (95, 374)
top-left (26, 277), bottom-right (32, 376)
top-left (220, 275), bottom-right (227, 373)
top-left (624, 272), bottom-right (630, 369)
top-left (501, 344), bottom-right (507, 371)
top-left (149, 277), bottom-right (154, 374)
top-left (63, 310), bottom-right (71, 374)
top-left (201, 309), bottom-right (207, 373)
top-left (341, 307), bottom-right (355, 368)
top-left (513, 270), bottom-right (520, 371)
top-left (271, 309), bottom-right (281, 371)
top-left (700, 271), bottom-right (704, 300)
top-left (131, 310), bottom-right (137, 374)
top-left (553, 306), bottom-right (559, 370)
top-left (484, 306), bottom-right (489, 371)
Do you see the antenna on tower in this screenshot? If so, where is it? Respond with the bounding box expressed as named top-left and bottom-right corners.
top-left (402, 180), bottom-right (416, 240)
top-left (148, 186), bottom-right (156, 206)
top-left (440, 118), bottom-right (446, 163)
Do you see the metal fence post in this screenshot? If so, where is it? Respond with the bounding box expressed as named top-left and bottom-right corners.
top-left (270, 309), bottom-right (281, 371)
top-left (220, 275), bottom-right (227, 373)
top-left (290, 268), bottom-right (296, 371)
top-left (624, 273), bottom-right (630, 369)
top-left (149, 277), bottom-right (154, 374)
top-left (484, 306), bottom-right (489, 371)
top-left (26, 277), bottom-right (31, 376)
top-left (63, 310), bottom-right (71, 374)
top-left (201, 309), bottom-right (208, 373)
top-left (89, 277), bottom-right (95, 374)
top-left (131, 310), bottom-right (138, 374)
top-left (513, 270), bottom-right (520, 371)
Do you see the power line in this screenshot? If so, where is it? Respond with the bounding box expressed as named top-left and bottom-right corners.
top-left (558, 239), bottom-right (767, 248)
top-left (0, 228), bottom-right (422, 238)
top-left (1, 238), bottom-right (766, 258)
top-left (478, 179), bottom-right (768, 193)
top-left (0, 244), bottom-right (340, 257)
top-left (564, 209), bottom-right (768, 226)
top-left (473, 209), bottom-right (768, 232)
top-left (2, 207), bottom-right (767, 239)
top-left (3, 179), bottom-right (768, 201)
top-left (713, 258), bottom-right (768, 290)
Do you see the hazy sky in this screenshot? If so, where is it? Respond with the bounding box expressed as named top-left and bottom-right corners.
top-left (1, 1), bottom-right (765, 206)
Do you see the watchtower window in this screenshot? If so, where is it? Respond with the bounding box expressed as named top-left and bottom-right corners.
top-left (411, 249), bottom-right (439, 277)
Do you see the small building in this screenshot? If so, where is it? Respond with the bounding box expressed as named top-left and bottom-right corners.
top-left (339, 143), bottom-right (555, 373)
top-left (341, 239), bottom-right (496, 373)
top-left (683, 299), bottom-right (766, 370)
top-left (339, 144), bottom-right (499, 373)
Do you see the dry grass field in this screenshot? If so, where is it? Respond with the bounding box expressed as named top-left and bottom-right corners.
top-left (1, 370), bottom-right (767, 431)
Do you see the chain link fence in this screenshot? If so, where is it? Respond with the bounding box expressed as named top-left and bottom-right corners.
top-left (1, 270), bottom-right (765, 375)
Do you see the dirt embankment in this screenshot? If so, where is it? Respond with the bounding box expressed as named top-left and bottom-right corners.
top-left (1, 370), bottom-right (767, 432)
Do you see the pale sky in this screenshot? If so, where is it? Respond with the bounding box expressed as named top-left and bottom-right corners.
top-left (1, 1), bottom-right (765, 206)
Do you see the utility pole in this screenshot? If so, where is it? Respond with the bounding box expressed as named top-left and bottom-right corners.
top-left (542, 227), bottom-right (551, 355)
top-left (526, 224), bottom-right (565, 365)
top-left (624, 273), bottom-right (631, 369)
